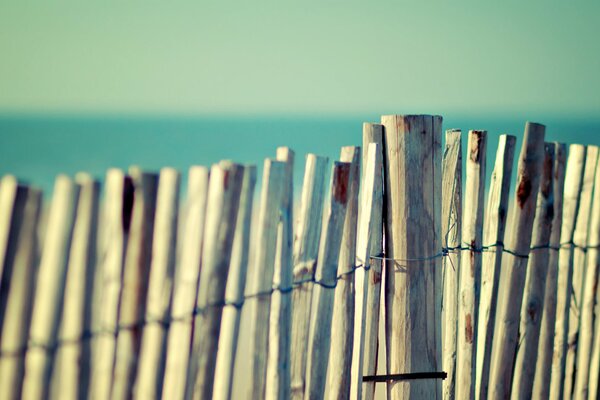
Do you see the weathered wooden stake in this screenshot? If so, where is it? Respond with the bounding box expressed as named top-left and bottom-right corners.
top-left (549, 144), bottom-right (587, 400)
top-left (162, 166), bottom-right (209, 400)
top-left (304, 161), bottom-right (351, 400)
top-left (487, 122), bottom-right (545, 399)
top-left (511, 143), bottom-right (556, 399)
top-left (441, 129), bottom-right (462, 400)
top-left (475, 134), bottom-right (516, 400)
top-left (531, 143), bottom-right (567, 400)
top-left (290, 154), bottom-right (328, 400)
top-left (381, 114), bottom-right (442, 400)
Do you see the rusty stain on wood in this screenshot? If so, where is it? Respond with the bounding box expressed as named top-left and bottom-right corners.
top-left (516, 175), bottom-right (532, 208)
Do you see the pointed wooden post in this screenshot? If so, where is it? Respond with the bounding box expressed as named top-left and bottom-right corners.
top-left (381, 114), bottom-right (443, 400)
top-left (511, 143), bottom-right (556, 399)
top-left (0, 176), bottom-right (21, 291)
top-left (488, 122), bottom-right (546, 399)
top-left (53, 174), bottom-right (100, 399)
top-left (0, 186), bottom-right (42, 400)
top-left (111, 168), bottom-right (158, 400)
top-left (135, 167), bottom-right (180, 399)
top-left (531, 143), bottom-right (567, 399)
top-left (327, 146), bottom-right (361, 400)
top-left (89, 169), bottom-right (132, 400)
top-left (187, 161), bottom-right (244, 400)
top-left (549, 144), bottom-right (587, 400)
top-left (22, 175), bottom-right (79, 400)
top-left (475, 135), bottom-right (516, 400)
top-left (213, 166), bottom-right (257, 400)
top-left (456, 130), bottom-right (486, 400)
top-left (304, 161), bottom-right (352, 400)
top-left (162, 166), bottom-right (210, 400)
top-left (290, 154), bottom-right (328, 399)
top-left (440, 129), bottom-right (462, 400)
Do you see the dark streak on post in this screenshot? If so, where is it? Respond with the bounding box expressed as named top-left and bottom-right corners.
top-left (223, 169), bottom-right (230, 190)
top-left (333, 164), bottom-right (350, 204)
top-left (516, 175), bottom-right (532, 208)
top-left (470, 131), bottom-right (485, 163)
top-left (465, 314), bottom-right (473, 344)
top-left (372, 270), bottom-right (382, 285)
top-left (122, 175), bottom-right (134, 233)
top-left (470, 240), bottom-right (476, 278)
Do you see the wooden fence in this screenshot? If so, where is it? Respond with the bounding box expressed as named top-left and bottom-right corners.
top-left (0, 114), bottom-right (599, 400)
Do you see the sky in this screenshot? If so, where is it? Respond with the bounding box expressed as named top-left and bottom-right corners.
top-left (1, 1), bottom-right (599, 117)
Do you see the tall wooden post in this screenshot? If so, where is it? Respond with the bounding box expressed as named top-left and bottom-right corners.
top-left (488, 122), bottom-right (546, 399)
top-left (381, 114), bottom-right (442, 399)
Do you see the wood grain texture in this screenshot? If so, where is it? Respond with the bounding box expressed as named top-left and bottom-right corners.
top-left (549, 144), bottom-right (587, 400)
top-left (511, 143), bottom-right (556, 399)
top-left (381, 114), bottom-right (442, 400)
top-left (0, 187), bottom-right (41, 400)
top-left (162, 166), bottom-right (209, 400)
top-left (187, 161), bottom-right (244, 400)
top-left (213, 166), bottom-right (256, 400)
top-left (304, 161), bottom-right (351, 400)
top-left (0, 176), bottom-right (19, 293)
top-left (441, 129), bottom-right (462, 400)
top-left (135, 168), bottom-right (180, 399)
top-left (456, 130), bottom-right (486, 400)
top-left (475, 134), bottom-right (516, 400)
top-left (111, 168), bottom-right (158, 400)
top-left (327, 146), bottom-right (360, 400)
top-left (290, 154), bottom-right (328, 400)
top-left (22, 175), bottom-right (80, 400)
top-left (531, 143), bottom-right (567, 400)
top-left (488, 122), bottom-right (545, 400)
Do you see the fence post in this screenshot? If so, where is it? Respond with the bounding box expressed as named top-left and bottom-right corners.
top-left (549, 144), bottom-right (588, 400)
top-left (304, 161), bottom-right (352, 399)
top-left (0, 186), bottom-right (42, 400)
top-left (511, 143), bottom-right (556, 399)
top-left (213, 165), bottom-right (257, 400)
top-left (111, 168), bottom-right (158, 400)
top-left (352, 125), bottom-right (385, 400)
top-left (22, 175), bottom-right (79, 400)
top-left (52, 174), bottom-right (100, 399)
top-left (290, 154), bottom-right (328, 399)
top-left (381, 114), bottom-right (442, 399)
top-left (187, 161), bottom-right (244, 400)
top-left (488, 122), bottom-right (546, 399)
top-left (265, 147), bottom-right (295, 400)
top-left (475, 134), bottom-right (516, 400)
top-left (573, 153), bottom-right (600, 400)
top-left (134, 167), bottom-right (180, 399)
top-left (0, 176), bottom-right (20, 286)
top-left (441, 129), bottom-right (462, 400)
top-left (531, 143), bottom-right (567, 399)
top-left (162, 166), bottom-right (210, 400)
top-left (327, 146), bottom-right (361, 400)
top-left (456, 130), bottom-right (486, 400)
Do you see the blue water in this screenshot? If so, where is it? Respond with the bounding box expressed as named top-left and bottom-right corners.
top-left (1, 114), bottom-right (599, 198)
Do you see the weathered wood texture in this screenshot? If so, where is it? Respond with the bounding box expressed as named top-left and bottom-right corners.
top-left (304, 162), bottom-right (352, 400)
top-left (441, 129), bottom-right (462, 400)
top-left (162, 166), bottom-right (209, 400)
top-left (0, 186), bottom-right (42, 400)
top-left (89, 169), bottom-right (131, 400)
top-left (213, 166), bottom-right (256, 400)
top-left (381, 114), bottom-right (442, 400)
top-left (562, 146), bottom-right (599, 400)
top-left (111, 168), bottom-right (158, 400)
top-left (549, 144), bottom-right (587, 400)
top-left (531, 143), bottom-right (567, 400)
top-left (53, 174), bottom-right (100, 400)
top-left (22, 175), bottom-right (80, 400)
top-left (187, 161), bottom-right (244, 400)
top-left (573, 152), bottom-right (600, 400)
top-left (265, 148), bottom-right (295, 400)
top-left (488, 122), bottom-right (546, 399)
top-left (327, 146), bottom-right (360, 400)
top-left (135, 168), bottom-right (180, 399)
top-left (511, 143), bottom-right (556, 399)
top-left (456, 130), bottom-right (486, 400)
top-left (351, 124), bottom-right (384, 400)
top-left (0, 176), bottom-right (20, 292)
top-left (475, 134), bottom-right (516, 400)
top-left (290, 154), bottom-right (328, 400)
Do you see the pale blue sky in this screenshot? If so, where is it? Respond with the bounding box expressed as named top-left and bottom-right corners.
top-left (1, 1), bottom-right (599, 117)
